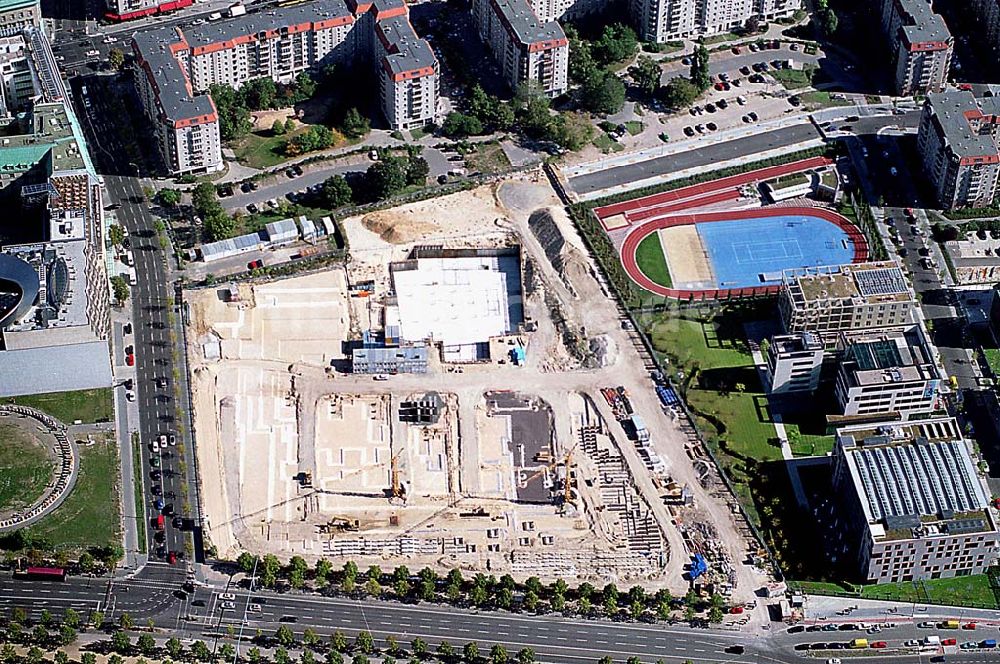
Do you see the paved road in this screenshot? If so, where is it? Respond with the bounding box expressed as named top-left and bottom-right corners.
top-left (4, 574), bottom-right (1000, 664)
top-left (567, 123), bottom-right (820, 196)
top-left (72, 73), bottom-right (201, 566)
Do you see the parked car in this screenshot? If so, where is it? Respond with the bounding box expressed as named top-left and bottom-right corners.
top-left (247, 259), bottom-right (264, 270)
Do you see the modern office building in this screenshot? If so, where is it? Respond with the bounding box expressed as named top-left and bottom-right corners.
top-left (764, 332), bottom-right (824, 394)
top-left (0, 0), bottom-right (41, 34)
top-left (132, 0), bottom-right (439, 175)
top-left (917, 90), bottom-right (1000, 210)
top-left (104, 0), bottom-right (193, 22)
top-left (779, 262), bottom-right (917, 347)
top-left (833, 327), bottom-right (944, 422)
top-left (628, 0), bottom-right (801, 44)
top-left (831, 418), bottom-right (1000, 584)
top-left (471, 0), bottom-right (568, 97)
top-left (0, 29), bottom-right (112, 397)
top-left (878, 0), bottom-right (952, 96)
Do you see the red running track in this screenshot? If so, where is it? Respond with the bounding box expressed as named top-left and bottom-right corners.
top-left (595, 155), bottom-right (834, 221)
top-left (626, 189), bottom-right (741, 222)
top-left (621, 206), bottom-right (869, 299)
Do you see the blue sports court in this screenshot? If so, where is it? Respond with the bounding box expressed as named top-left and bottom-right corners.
top-left (697, 214), bottom-right (855, 289)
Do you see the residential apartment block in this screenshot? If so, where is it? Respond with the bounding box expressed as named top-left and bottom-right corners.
top-left (833, 327), bottom-right (944, 422)
top-left (831, 418), bottom-right (1000, 583)
top-left (917, 90), bottom-right (1000, 210)
top-left (778, 262), bottom-right (917, 347)
top-left (629, 0), bottom-right (801, 44)
top-left (878, 0), bottom-right (952, 96)
top-left (132, 0), bottom-right (438, 175)
top-left (764, 332), bottom-right (824, 394)
top-left (471, 0), bottom-right (568, 97)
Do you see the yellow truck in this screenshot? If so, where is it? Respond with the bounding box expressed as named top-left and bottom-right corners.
top-left (941, 620), bottom-right (960, 629)
top-left (849, 639), bottom-right (869, 649)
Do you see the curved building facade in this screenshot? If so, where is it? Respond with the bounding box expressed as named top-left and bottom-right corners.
top-left (0, 252), bottom-right (39, 330)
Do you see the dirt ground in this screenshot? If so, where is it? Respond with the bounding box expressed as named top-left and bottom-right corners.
top-left (251, 109), bottom-right (297, 131)
top-left (185, 173), bottom-right (769, 598)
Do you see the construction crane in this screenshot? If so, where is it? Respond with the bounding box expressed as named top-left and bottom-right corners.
top-left (518, 445), bottom-right (577, 505)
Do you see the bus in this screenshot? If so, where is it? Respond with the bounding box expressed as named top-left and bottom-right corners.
top-left (21, 567), bottom-right (67, 581)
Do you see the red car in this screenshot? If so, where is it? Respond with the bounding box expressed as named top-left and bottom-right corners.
top-left (962, 623), bottom-right (976, 630)
top-left (730, 606), bottom-right (744, 614)
top-left (167, 551), bottom-right (177, 564)
top-left (942, 638), bottom-right (957, 646)
top-left (247, 259), bottom-right (264, 270)
top-left (871, 642), bottom-right (887, 649)
top-left (126, 353), bottom-right (135, 366)
top-left (731, 46), bottom-right (741, 54)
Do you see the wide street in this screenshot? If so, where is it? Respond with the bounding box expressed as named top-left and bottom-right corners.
top-left (69, 72), bottom-right (203, 568)
top-left (5, 573), bottom-right (1000, 664)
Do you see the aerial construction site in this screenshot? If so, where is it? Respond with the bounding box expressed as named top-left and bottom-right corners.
top-left (186, 175), bottom-right (765, 596)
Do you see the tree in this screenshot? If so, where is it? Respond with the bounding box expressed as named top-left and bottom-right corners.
top-left (108, 223), bottom-right (126, 247)
top-left (220, 644), bottom-right (235, 662)
top-left (290, 567), bottom-right (306, 589)
top-left (303, 629), bottom-right (320, 648)
top-left (315, 558), bottom-right (333, 584)
top-left (209, 84), bottom-right (252, 140)
top-left (273, 119), bottom-right (288, 135)
top-left (658, 76), bottom-right (699, 109)
top-left (261, 554), bottom-right (281, 588)
top-left (523, 590), bottom-right (539, 612)
top-left (286, 125), bottom-right (335, 156)
top-left (54, 651), bottom-right (69, 664)
top-left (565, 26), bottom-right (597, 84)
top-left (405, 156), bottom-right (429, 187)
top-left (119, 613), bottom-right (134, 630)
top-left (593, 23), bottom-right (638, 66)
top-left (385, 636), bottom-right (400, 656)
top-left (344, 561), bottom-right (359, 581)
top-left (515, 649), bottom-right (534, 664)
top-left (240, 78), bottom-right (278, 110)
top-left (550, 592), bottom-right (566, 612)
top-left (683, 605), bottom-right (696, 622)
top-left (463, 642), bottom-right (479, 664)
top-left (582, 71), bottom-right (626, 115)
top-left (355, 631), bottom-right (374, 654)
top-left (326, 651), bottom-right (344, 664)
top-left (32, 625), bottom-right (48, 645)
top-left (469, 584), bottom-right (488, 607)
top-left (78, 552), bottom-right (95, 573)
top-left (821, 7), bottom-right (838, 35)
top-left (598, 657), bottom-right (613, 664)
top-left (204, 208), bottom-right (236, 242)
top-left (166, 638), bottom-right (183, 659)
top-left (684, 589), bottom-right (698, 608)
top-left (489, 645), bottom-right (507, 664)
top-left (550, 112), bottom-right (594, 151)
top-left (330, 631), bottom-right (348, 653)
top-left (238, 552), bottom-right (257, 575)
top-left (112, 631), bottom-right (131, 654)
top-left (108, 48), bottom-right (125, 70)
top-left (351, 657), bottom-right (368, 664)
top-left (411, 638), bottom-right (428, 657)
top-left (248, 647), bottom-right (263, 663)
top-left (319, 174), bottom-right (353, 209)
top-left (437, 642), bottom-right (455, 662)
top-left (441, 112), bottom-right (483, 138)
top-left (626, 658), bottom-right (640, 664)
top-left (365, 576), bottom-right (382, 597)
top-left (301, 651), bottom-right (316, 664)
top-left (0, 646), bottom-right (15, 664)
top-left (516, 87), bottom-right (554, 139)
top-left (276, 625), bottom-right (295, 647)
top-left (138, 633), bottom-right (156, 656)
top-left (276, 649), bottom-right (292, 664)
top-left (690, 44), bottom-right (711, 91)
top-left (190, 641), bottom-right (211, 662)
top-left (26, 647), bottom-right (44, 664)
top-left (110, 275), bottom-right (130, 304)
top-left (631, 56), bottom-right (661, 95)
top-left (64, 608), bottom-right (80, 629)
top-left (395, 578), bottom-right (412, 599)
top-left (366, 158), bottom-right (407, 200)
top-left (340, 107), bottom-right (370, 139)
top-left (708, 606), bottom-right (724, 623)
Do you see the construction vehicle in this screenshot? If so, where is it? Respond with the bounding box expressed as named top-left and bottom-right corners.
top-left (689, 553), bottom-right (708, 580)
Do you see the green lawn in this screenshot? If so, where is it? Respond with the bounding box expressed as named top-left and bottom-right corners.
top-left (772, 64), bottom-right (817, 90)
top-left (624, 121), bottom-right (644, 136)
top-left (634, 233), bottom-right (672, 288)
top-left (648, 317), bottom-right (780, 464)
top-left (467, 142), bottom-right (511, 175)
top-left (132, 435), bottom-right (146, 554)
top-left (25, 440), bottom-right (120, 553)
top-left (231, 126), bottom-right (350, 169)
top-left (784, 422), bottom-right (834, 456)
top-left (984, 348), bottom-right (1000, 377)
top-left (3, 388), bottom-right (114, 424)
top-left (798, 91), bottom-right (851, 110)
top-left (860, 574), bottom-right (998, 609)
top-left (0, 421), bottom-right (52, 511)
top-left (593, 133), bottom-right (623, 153)
top-left (702, 32), bottom-right (742, 45)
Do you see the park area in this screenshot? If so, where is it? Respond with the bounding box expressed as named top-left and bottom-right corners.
top-left (794, 572), bottom-right (1000, 609)
top-left (0, 419), bottom-right (53, 513)
top-left (2, 388), bottom-right (114, 424)
top-left (22, 438), bottom-right (120, 554)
